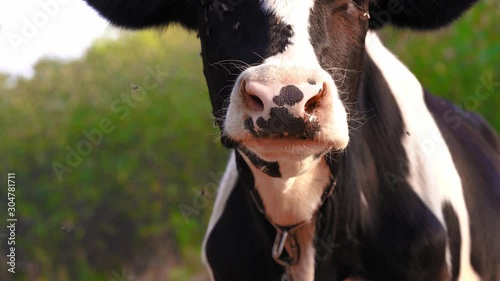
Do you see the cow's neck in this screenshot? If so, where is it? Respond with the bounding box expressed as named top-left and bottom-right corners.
top-left (242, 153), bottom-right (332, 224)
top-left (239, 150), bottom-right (333, 281)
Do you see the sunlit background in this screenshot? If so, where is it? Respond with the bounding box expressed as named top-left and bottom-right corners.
top-left (0, 0), bottom-right (498, 280)
top-left (0, 1), bottom-right (110, 77)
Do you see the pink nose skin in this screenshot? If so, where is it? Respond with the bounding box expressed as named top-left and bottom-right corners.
top-left (243, 80), bottom-right (326, 120)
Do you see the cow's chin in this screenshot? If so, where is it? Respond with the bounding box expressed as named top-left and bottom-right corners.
top-left (234, 134), bottom-right (348, 163)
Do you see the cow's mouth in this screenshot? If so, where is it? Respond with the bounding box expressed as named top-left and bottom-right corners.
top-left (237, 136), bottom-right (335, 162)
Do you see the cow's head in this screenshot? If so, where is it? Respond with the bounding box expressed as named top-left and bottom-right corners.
top-left (85, 0), bottom-right (477, 175)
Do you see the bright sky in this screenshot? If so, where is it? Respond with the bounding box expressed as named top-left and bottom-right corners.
top-left (0, 0), bottom-right (110, 77)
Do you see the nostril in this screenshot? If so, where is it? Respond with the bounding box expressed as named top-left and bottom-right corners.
top-left (242, 81), bottom-right (265, 111)
top-left (248, 93), bottom-right (264, 111)
top-left (305, 86), bottom-right (325, 114)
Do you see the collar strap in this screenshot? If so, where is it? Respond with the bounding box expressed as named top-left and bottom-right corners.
top-left (249, 177), bottom-right (337, 269)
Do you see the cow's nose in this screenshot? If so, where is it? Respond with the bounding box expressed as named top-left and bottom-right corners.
top-left (243, 80), bottom-right (325, 119)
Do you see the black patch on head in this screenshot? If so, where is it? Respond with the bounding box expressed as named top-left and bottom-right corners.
top-left (266, 22), bottom-right (293, 55)
top-left (239, 147), bottom-right (281, 178)
top-left (255, 107), bottom-right (320, 139)
top-left (273, 85), bottom-right (304, 106)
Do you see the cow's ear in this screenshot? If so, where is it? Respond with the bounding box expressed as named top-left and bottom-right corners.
top-left (84, 0), bottom-right (197, 30)
top-left (369, 0), bottom-right (478, 30)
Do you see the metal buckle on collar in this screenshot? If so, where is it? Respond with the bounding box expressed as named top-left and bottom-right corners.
top-left (273, 228), bottom-right (300, 281)
top-left (272, 229), bottom-right (300, 267)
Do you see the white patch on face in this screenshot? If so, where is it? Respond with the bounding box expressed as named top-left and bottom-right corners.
top-left (260, 0), bottom-right (319, 67)
top-left (365, 31), bottom-right (480, 281)
top-left (202, 152), bottom-right (239, 281)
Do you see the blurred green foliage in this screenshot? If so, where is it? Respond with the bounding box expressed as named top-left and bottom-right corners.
top-left (1, 27), bottom-right (228, 281)
top-left (0, 0), bottom-right (498, 280)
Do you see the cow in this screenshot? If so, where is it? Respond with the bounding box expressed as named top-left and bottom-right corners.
top-left (84, 0), bottom-right (500, 280)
